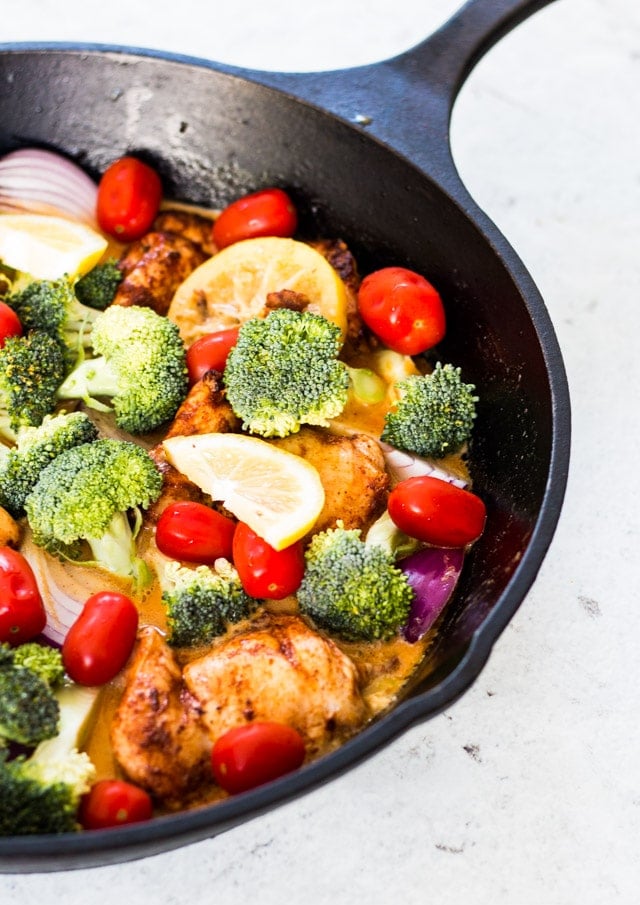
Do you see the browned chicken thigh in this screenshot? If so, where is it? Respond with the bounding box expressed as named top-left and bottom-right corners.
top-left (114, 230), bottom-right (207, 315)
top-left (110, 626), bottom-right (213, 809)
top-left (270, 427), bottom-right (389, 537)
top-left (183, 613), bottom-right (369, 757)
top-left (111, 615), bottom-right (368, 807)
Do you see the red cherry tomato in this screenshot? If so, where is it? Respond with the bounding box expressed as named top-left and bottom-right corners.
top-left (212, 721), bottom-right (306, 794)
top-left (357, 266), bottom-right (446, 355)
top-left (80, 779), bottom-right (153, 830)
top-left (388, 476), bottom-right (486, 548)
top-left (0, 302), bottom-right (22, 349)
top-left (155, 501), bottom-right (236, 564)
top-left (96, 156), bottom-right (163, 242)
top-left (232, 522), bottom-right (305, 600)
top-left (62, 591), bottom-right (139, 685)
top-left (186, 327), bottom-right (240, 385)
top-left (212, 187), bottom-right (297, 249)
top-left (0, 547), bottom-right (46, 645)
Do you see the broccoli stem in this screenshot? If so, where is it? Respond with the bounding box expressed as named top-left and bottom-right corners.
top-left (86, 510), bottom-right (151, 587)
top-left (56, 355), bottom-right (119, 412)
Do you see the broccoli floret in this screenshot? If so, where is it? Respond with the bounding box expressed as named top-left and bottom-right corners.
top-left (0, 411), bottom-right (98, 517)
top-left (381, 362), bottom-right (478, 459)
top-left (223, 308), bottom-right (349, 438)
top-left (56, 305), bottom-right (189, 434)
top-left (6, 277), bottom-right (100, 367)
top-left (161, 559), bottom-right (260, 648)
top-left (74, 260), bottom-right (123, 310)
top-left (0, 683), bottom-right (98, 835)
top-left (0, 331), bottom-right (66, 442)
top-left (0, 644), bottom-right (60, 747)
top-left (24, 437), bottom-right (163, 585)
top-left (297, 524), bottom-right (414, 641)
top-left (12, 642), bottom-right (65, 688)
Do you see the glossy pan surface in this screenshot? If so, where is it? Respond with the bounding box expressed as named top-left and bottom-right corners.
top-left (0, 0), bottom-right (569, 871)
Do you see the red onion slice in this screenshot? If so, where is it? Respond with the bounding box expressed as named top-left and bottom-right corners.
top-left (399, 546), bottom-right (464, 643)
top-left (0, 148), bottom-right (99, 227)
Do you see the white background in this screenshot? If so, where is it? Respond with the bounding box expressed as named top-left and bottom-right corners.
top-left (2, 0), bottom-right (639, 902)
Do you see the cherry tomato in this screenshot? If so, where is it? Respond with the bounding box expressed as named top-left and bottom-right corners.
top-left (0, 302), bottom-right (22, 349)
top-left (186, 327), bottom-right (240, 385)
top-left (212, 187), bottom-right (297, 249)
top-left (212, 721), bottom-right (306, 794)
top-left (0, 547), bottom-right (46, 645)
top-left (388, 475), bottom-right (486, 548)
top-left (155, 501), bottom-right (236, 564)
top-left (232, 522), bottom-right (305, 599)
top-left (80, 779), bottom-right (153, 830)
top-left (96, 156), bottom-right (163, 242)
top-left (62, 591), bottom-right (139, 685)
top-left (357, 266), bottom-right (446, 355)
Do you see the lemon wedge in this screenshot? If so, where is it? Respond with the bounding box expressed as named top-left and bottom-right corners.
top-left (162, 432), bottom-right (325, 550)
top-left (0, 213), bottom-right (107, 279)
top-left (167, 236), bottom-right (348, 346)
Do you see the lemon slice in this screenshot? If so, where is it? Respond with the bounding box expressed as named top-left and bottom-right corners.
top-left (0, 213), bottom-right (107, 279)
top-left (167, 236), bottom-right (348, 346)
top-left (162, 432), bottom-right (325, 550)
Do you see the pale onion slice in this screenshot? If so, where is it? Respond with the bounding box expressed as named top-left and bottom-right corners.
top-left (0, 148), bottom-right (99, 228)
top-left (380, 442), bottom-right (469, 489)
top-left (19, 531), bottom-right (114, 645)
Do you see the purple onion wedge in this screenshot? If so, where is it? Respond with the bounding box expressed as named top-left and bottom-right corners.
top-left (399, 546), bottom-right (464, 643)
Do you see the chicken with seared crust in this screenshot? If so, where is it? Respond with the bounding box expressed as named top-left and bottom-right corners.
top-left (270, 426), bottom-right (389, 538)
top-left (110, 614), bottom-right (368, 806)
top-left (110, 626), bottom-right (214, 809)
top-left (145, 372), bottom-right (240, 524)
top-left (114, 231), bottom-right (208, 315)
top-left (183, 613), bottom-right (368, 757)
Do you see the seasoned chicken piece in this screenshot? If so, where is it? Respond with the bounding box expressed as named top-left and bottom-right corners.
top-left (114, 231), bottom-right (207, 315)
top-left (183, 613), bottom-right (369, 756)
top-left (164, 370), bottom-right (240, 440)
top-left (309, 238), bottom-right (363, 347)
top-left (270, 427), bottom-right (389, 538)
top-left (146, 371), bottom-right (240, 524)
top-left (153, 209), bottom-right (216, 256)
top-left (310, 238), bottom-right (360, 296)
top-left (265, 288), bottom-right (310, 312)
top-left (110, 626), bottom-right (214, 809)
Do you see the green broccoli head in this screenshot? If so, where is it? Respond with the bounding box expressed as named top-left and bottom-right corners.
top-left (0, 682), bottom-right (98, 835)
top-left (223, 308), bottom-right (349, 438)
top-left (12, 642), bottom-right (65, 688)
top-left (25, 437), bottom-right (163, 584)
top-left (0, 410), bottom-right (98, 517)
top-left (381, 362), bottom-right (478, 459)
top-left (161, 560), bottom-right (260, 648)
top-left (297, 524), bottom-right (414, 641)
top-left (56, 305), bottom-right (189, 434)
top-left (0, 644), bottom-right (60, 747)
top-left (74, 260), bottom-right (123, 310)
top-left (0, 748), bottom-right (95, 835)
top-left (6, 277), bottom-right (100, 366)
top-left (0, 331), bottom-right (66, 442)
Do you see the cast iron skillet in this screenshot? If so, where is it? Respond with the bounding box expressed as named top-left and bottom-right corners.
top-left (0, 0), bottom-right (570, 872)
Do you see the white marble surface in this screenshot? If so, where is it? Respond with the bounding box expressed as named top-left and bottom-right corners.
top-left (2, 0), bottom-right (639, 901)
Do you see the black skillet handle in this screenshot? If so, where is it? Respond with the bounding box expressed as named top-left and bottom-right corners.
top-left (242, 0), bottom-right (557, 203)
